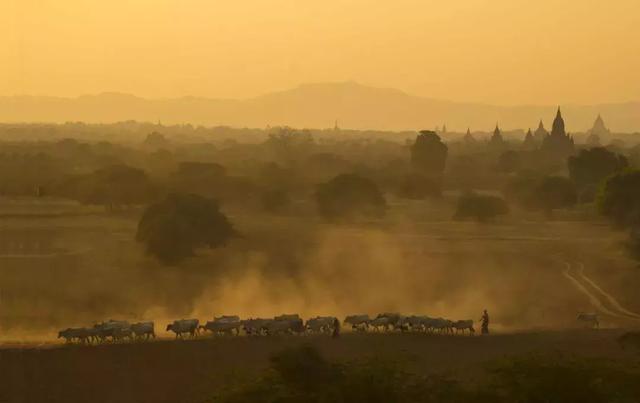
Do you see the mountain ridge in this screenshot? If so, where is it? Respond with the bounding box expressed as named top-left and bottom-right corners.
top-left (1, 82), bottom-right (638, 132)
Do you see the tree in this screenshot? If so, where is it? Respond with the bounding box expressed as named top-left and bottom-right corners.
top-left (503, 171), bottom-right (541, 209)
top-left (315, 174), bottom-right (387, 221)
top-left (598, 170), bottom-right (640, 228)
top-left (136, 193), bottom-right (235, 264)
top-left (261, 188), bottom-right (291, 213)
top-left (397, 173), bottom-right (441, 199)
top-left (496, 150), bottom-right (521, 173)
top-left (410, 131), bottom-right (448, 176)
top-left (454, 192), bottom-right (509, 222)
top-left (56, 164), bottom-right (156, 209)
top-left (530, 176), bottom-right (577, 216)
top-left (266, 127), bottom-right (315, 165)
top-left (568, 147), bottom-right (628, 194)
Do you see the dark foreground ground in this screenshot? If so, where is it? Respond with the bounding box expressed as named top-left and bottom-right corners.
top-left (1, 329), bottom-right (638, 403)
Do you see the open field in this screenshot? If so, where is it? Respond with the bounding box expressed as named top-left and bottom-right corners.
top-left (2, 196), bottom-right (640, 341)
top-left (2, 197), bottom-right (640, 402)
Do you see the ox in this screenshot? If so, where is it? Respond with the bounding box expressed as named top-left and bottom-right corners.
top-left (167, 319), bottom-right (200, 338)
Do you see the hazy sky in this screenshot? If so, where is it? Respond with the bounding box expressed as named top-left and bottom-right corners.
top-left (2, 0), bottom-right (639, 105)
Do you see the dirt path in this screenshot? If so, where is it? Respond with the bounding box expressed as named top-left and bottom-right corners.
top-left (576, 262), bottom-right (640, 320)
top-left (562, 261), bottom-right (640, 323)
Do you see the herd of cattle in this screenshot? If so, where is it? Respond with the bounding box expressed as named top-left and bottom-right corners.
top-left (57, 313), bottom-right (476, 344)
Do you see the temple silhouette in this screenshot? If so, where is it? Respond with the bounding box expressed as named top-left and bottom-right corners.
top-left (489, 124), bottom-right (506, 149)
top-left (541, 108), bottom-right (574, 157)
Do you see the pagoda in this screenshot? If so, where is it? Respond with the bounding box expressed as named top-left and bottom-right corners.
top-left (541, 107), bottom-right (574, 157)
top-left (489, 124), bottom-right (506, 149)
top-left (589, 114), bottom-right (610, 136)
top-left (534, 120), bottom-right (549, 143)
top-left (463, 128), bottom-right (476, 145)
top-left (522, 128), bottom-right (537, 150)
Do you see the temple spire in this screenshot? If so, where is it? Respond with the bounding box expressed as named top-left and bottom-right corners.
top-left (551, 106), bottom-right (566, 137)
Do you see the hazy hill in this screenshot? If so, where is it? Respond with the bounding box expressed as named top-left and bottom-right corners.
top-left (1, 82), bottom-right (638, 132)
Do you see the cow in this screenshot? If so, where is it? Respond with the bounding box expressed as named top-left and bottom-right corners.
top-left (94, 320), bottom-right (132, 343)
top-left (344, 315), bottom-right (370, 332)
top-left (216, 315), bottom-right (240, 324)
top-left (429, 318), bottom-right (454, 334)
top-left (264, 317), bottom-right (305, 336)
top-left (131, 322), bottom-right (155, 340)
top-left (274, 314), bottom-right (300, 321)
top-left (58, 328), bottom-right (91, 344)
top-left (452, 320), bottom-right (475, 335)
top-left (403, 315), bottom-right (432, 332)
top-left (370, 316), bottom-right (392, 332)
top-left (166, 319), bottom-right (200, 338)
top-left (242, 318), bottom-right (271, 336)
top-left (577, 312), bottom-right (599, 328)
top-left (374, 313), bottom-right (406, 331)
top-left (200, 320), bottom-right (242, 336)
top-left (305, 317), bottom-right (337, 334)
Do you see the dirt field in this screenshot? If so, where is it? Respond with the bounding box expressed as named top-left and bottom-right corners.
top-left (1, 329), bottom-right (637, 403)
top-left (3, 199), bottom-right (640, 402)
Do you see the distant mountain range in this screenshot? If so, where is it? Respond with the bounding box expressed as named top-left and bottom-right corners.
top-left (1, 82), bottom-right (638, 133)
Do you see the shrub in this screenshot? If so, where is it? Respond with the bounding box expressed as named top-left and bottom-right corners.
top-left (454, 192), bottom-right (509, 222)
top-left (315, 174), bottom-right (387, 221)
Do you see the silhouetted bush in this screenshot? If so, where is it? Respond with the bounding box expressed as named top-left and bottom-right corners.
top-left (530, 176), bottom-right (577, 217)
top-left (55, 164), bottom-right (156, 209)
top-left (136, 193), bottom-right (235, 264)
top-left (598, 169), bottom-right (640, 228)
top-left (568, 147), bottom-right (628, 191)
top-left (397, 173), bottom-right (441, 199)
top-left (454, 192), bottom-right (509, 222)
top-left (261, 188), bottom-right (290, 213)
top-left (315, 174), bottom-right (387, 221)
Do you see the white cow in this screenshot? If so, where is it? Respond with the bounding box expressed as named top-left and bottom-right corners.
top-left (94, 320), bottom-right (132, 343)
top-left (374, 313), bottom-right (406, 331)
top-left (242, 318), bottom-right (271, 336)
top-left (577, 312), bottom-right (599, 328)
top-left (200, 320), bottom-right (242, 336)
top-left (264, 317), bottom-right (305, 335)
top-left (403, 316), bottom-right (433, 332)
top-left (370, 316), bottom-right (392, 332)
top-left (452, 320), bottom-right (475, 335)
top-left (344, 315), bottom-right (370, 332)
top-left (429, 318), bottom-right (454, 334)
top-left (58, 328), bottom-right (92, 344)
top-left (274, 314), bottom-right (300, 321)
top-left (214, 315), bottom-right (240, 323)
top-left (131, 322), bottom-right (155, 340)
top-left (306, 317), bottom-right (336, 334)
top-left (166, 319), bottom-right (200, 338)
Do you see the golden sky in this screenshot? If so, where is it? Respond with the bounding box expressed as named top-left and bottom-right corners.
top-left (2, 0), bottom-right (639, 105)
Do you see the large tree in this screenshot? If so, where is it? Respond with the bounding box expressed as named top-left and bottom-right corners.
top-left (568, 147), bottom-right (628, 191)
top-left (315, 174), bottom-right (387, 221)
top-left (531, 176), bottom-right (577, 217)
top-left (598, 170), bottom-right (640, 228)
top-left (136, 193), bottom-right (235, 264)
top-left (56, 164), bottom-right (156, 209)
top-left (410, 131), bottom-right (448, 176)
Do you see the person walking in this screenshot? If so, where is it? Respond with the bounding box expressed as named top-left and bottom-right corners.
top-left (332, 317), bottom-right (341, 338)
top-left (480, 309), bottom-right (490, 335)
